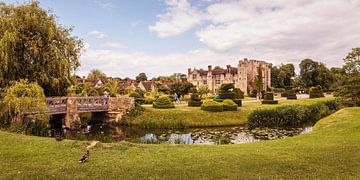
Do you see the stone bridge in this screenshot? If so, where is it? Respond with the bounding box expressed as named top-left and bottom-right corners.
top-left (45, 96), bottom-right (135, 129)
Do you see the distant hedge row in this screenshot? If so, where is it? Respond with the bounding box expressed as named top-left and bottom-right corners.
top-left (248, 100), bottom-right (341, 128)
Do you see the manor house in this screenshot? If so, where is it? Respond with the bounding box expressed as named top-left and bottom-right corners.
top-left (187, 58), bottom-right (271, 94)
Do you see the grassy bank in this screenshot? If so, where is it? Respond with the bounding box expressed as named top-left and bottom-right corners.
top-left (131, 97), bottom-right (335, 128)
top-left (0, 107), bottom-right (359, 179)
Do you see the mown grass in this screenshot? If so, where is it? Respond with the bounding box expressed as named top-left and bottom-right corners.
top-left (132, 97), bottom-right (335, 128)
top-left (0, 107), bottom-right (359, 179)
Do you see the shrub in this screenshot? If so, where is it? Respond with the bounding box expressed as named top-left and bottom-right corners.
top-left (188, 101), bottom-right (203, 107)
top-left (201, 101), bottom-right (224, 112)
top-left (219, 83), bottom-right (234, 92)
top-left (309, 85), bottom-right (325, 98)
top-left (287, 90), bottom-right (297, 100)
top-left (190, 93), bottom-right (201, 101)
top-left (153, 96), bottom-right (175, 109)
top-left (233, 88), bottom-right (244, 99)
top-left (263, 92), bottom-right (274, 100)
top-left (248, 100), bottom-right (340, 128)
top-left (144, 97), bottom-right (155, 104)
top-left (222, 99), bottom-right (238, 111)
top-left (219, 92), bottom-right (235, 99)
top-left (232, 99), bottom-right (242, 107)
top-left (129, 92), bottom-right (144, 104)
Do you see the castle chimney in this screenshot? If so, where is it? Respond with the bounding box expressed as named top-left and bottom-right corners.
top-left (208, 65), bottom-right (212, 71)
top-left (244, 58), bottom-right (248, 61)
top-left (188, 68), bottom-right (191, 75)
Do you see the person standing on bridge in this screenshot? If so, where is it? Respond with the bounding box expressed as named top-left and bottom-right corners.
top-left (103, 90), bottom-right (109, 105)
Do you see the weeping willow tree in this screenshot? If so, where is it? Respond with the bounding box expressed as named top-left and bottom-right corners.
top-left (2, 80), bottom-right (48, 125)
top-left (0, 2), bottom-right (83, 96)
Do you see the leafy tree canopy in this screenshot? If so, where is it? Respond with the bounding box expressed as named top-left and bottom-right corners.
top-left (87, 69), bottom-right (106, 80)
top-left (136, 72), bottom-right (148, 82)
top-left (0, 2), bottom-right (83, 96)
top-left (299, 59), bottom-right (334, 89)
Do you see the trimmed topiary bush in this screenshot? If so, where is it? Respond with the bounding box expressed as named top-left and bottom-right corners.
top-left (188, 93), bottom-right (203, 107)
top-left (232, 99), bottom-right (242, 107)
top-left (233, 88), bottom-right (244, 99)
top-left (309, 85), bottom-right (325, 98)
top-left (201, 101), bottom-right (224, 112)
top-left (153, 96), bottom-right (175, 109)
top-left (222, 99), bottom-right (238, 111)
top-left (262, 92), bottom-right (278, 104)
top-left (287, 90), bottom-right (297, 99)
top-left (144, 97), bottom-right (154, 104)
top-left (219, 92), bottom-right (235, 99)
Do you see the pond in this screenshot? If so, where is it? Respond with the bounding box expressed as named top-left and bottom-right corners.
top-left (57, 124), bottom-right (313, 145)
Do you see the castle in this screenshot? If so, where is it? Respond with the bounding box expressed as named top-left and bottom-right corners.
top-left (187, 58), bottom-right (272, 94)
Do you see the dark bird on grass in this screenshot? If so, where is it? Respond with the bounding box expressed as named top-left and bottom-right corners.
top-left (54, 135), bottom-right (64, 141)
top-left (79, 150), bottom-right (90, 163)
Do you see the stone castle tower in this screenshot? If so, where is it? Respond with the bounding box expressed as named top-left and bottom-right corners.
top-left (187, 58), bottom-right (271, 94)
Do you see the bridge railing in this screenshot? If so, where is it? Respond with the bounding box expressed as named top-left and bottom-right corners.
top-left (46, 96), bottom-right (109, 114)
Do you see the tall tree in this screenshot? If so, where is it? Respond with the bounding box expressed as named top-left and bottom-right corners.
top-left (271, 66), bottom-right (280, 88)
top-left (335, 48), bottom-right (360, 106)
top-left (136, 72), bottom-right (147, 81)
top-left (299, 59), bottom-right (334, 89)
top-left (87, 69), bottom-right (107, 80)
top-left (0, 2), bottom-right (83, 96)
top-left (255, 67), bottom-right (264, 91)
top-left (278, 64), bottom-right (295, 87)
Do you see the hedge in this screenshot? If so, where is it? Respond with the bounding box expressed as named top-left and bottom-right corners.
top-left (201, 101), bottom-right (224, 112)
top-left (188, 101), bottom-right (203, 107)
top-left (129, 92), bottom-right (144, 104)
top-left (263, 92), bottom-right (274, 100)
top-left (144, 97), bottom-right (154, 104)
top-left (232, 99), bottom-right (242, 107)
top-left (153, 96), bottom-right (175, 109)
top-left (222, 99), bottom-right (238, 111)
top-left (287, 90), bottom-right (297, 100)
top-left (248, 100), bottom-right (341, 128)
top-left (233, 88), bottom-right (244, 99)
top-left (218, 92), bottom-right (235, 99)
top-left (309, 86), bottom-right (325, 98)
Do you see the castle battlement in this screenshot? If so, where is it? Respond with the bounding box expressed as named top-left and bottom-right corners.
top-left (188, 58), bottom-right (271, 94)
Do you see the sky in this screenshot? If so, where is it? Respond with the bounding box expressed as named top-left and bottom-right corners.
top-left (4, 0), bottom-right (360, 78)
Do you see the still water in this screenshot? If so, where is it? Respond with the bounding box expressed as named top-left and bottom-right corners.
top-left (62, 124), bottom-right (312, 145)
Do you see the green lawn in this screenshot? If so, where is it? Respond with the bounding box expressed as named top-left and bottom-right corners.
top-left (133, 97), bottom-right (335, 128)
top-left (0, 107), bottom-right (359, 179)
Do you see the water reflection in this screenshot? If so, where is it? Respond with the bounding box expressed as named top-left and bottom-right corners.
top-left (63, 124), bottom-right (313, 145)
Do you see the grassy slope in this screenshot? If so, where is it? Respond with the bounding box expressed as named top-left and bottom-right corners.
top-left (132, 97), bottom-right (335, 128)
top-left (1, 107), bottom-right (359, 179)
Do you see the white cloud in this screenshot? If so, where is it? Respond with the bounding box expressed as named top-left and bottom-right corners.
top-left (94, 0), bottom-right (116, 9)
top-left (149, 0), bottom-right (203, 37)
top-left (101, 42), bottom-right (127, 49)
top-left (87, 30), bottom-right (107, 39)
top-left (149, 0), bottom-right (360, 68)
top-left (130, 20), bottom-right (143, 28)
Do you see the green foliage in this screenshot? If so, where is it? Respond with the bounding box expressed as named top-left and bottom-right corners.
top-left (248, 100), bottom-right (340, 128)
top-left (136, 72), bottom-right (147, 81)
top-left (219, 83), bottom-right (234, 93)
top-left (222, 99), bottom-right (238, 111)
top-left (232, 99), bottom-right (242, 107)
top-left (105, 79), bottom-right (119, 97)
top-left (271, 64), bottom-right (295, 88)
top-left (87, 69), bottom-right (106, 81)
top-left (255, 67), bottom-right (264, 91)
top-left (2, 80), bottom-right (48, 124)
top-left (334, 48), bottom-right (360, 106)
top-left (233, 88), bottom-right (244, 99)
top-left (129, 92), bottom-right (144, 104)
top-left (309, 85), bottom-right (325, 98)
top-left (134, 88), bottom-right (145, 98)
top-left (197, 85), bottom-right (209, 98)
top-left (144, 97), bottom-right (155, 104)
top-left (79, 112), bottom-right (92, 127)
top-left (153, 96), bottom-right (175, 109)
top-left (120, 104), bottom-right (145, 125)
top-left (263, 92), bottom-right (274, 100)
top-left (190, 93), bottom-right (201, 101)
top-left (0, 2), bottom-right (83, 96)
top-left (188, 101), bottom-right (203, 107)
top-left (299, 59), bottom-right (334, 89)
top-left (286, 87), bottom-right (297, 100)
top-left (170, 82), bottom-right (194, 97)
top-left (201, 101), bottom-right (224, 112)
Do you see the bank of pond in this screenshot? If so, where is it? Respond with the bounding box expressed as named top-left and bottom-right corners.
top-left (32, 98), bottom-right (339, 145)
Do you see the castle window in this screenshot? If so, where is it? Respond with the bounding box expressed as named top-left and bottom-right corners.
top-left (203, 80), bottom-right (207, 84)
top-left (192, 74), bottom-right (197, 79)
top-left (233, 80), bottom-right (236, 84)
top-left (216, 80), bottom-right (220, 84)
